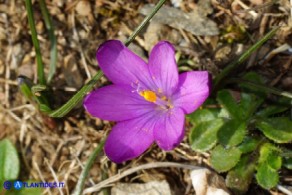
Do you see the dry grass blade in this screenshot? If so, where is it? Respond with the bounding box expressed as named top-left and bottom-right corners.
top-left (83, 162), bottom-right (201, 194)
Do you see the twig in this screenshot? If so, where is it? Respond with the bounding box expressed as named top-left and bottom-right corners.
top-left (277, 185), bottom-right (292, 195)
top-left (33, 161), bottom-right (53, 195)
top-left (45, 158), bottom-right (64, 195)
top-left (0, 78), bottom-right (18, 85)
top-left (234, 0), bottom-right (258, 18)
top-left (71, 12), bottom-right (92, 80)
top-left (83, 162), bottom-right (201, 194)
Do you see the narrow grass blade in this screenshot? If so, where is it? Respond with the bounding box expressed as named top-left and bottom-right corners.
top-left (72, 139), bottom-right (105, 195)
top-left (43, 0), bottom-right (167, 117)
top-left (214, 27), bottom-right (279, 89)
top-left (24, 0), bottom-right (46, 85)
top-left (43, 70), bottom-right (103, 117)
top-left (229, 78), bottom-right (292, 99)
top-left (18, 76), bottom-right (50, 107)
top-left (39, 0), bottom-right (57, 83)
top-left (124, 0), bottom-right (166, 46)
top-left (18, 76), bottom-right (34, 100)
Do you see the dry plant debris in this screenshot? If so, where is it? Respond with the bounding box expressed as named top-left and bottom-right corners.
top-left (0, 0), bottom-right (291, 194)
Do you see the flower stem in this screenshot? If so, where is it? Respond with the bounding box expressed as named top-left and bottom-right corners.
top-left (24, 0), bottom-right (46, 85)
top-left (41, 0), bottom-right (167, 117)
top-left (72, 139), bottom-right (105, 195)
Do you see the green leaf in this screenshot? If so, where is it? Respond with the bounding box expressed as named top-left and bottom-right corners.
top-left (239, 72), bottom-right (266, 97)
top-left (189, 119), bottom-right (224, 152)
top-left (256, 117), bottom-right (292, 143)
top-left (218, 119), bottom-right (246, 147)
top-left (256, 97), bottom-right (290, 117)
top-left (210, 145), bottom-right (242, 172)
top-left (31, 84), bottom-right (47, 94)
top-left (238, 137), bottom-right (261, 154)
top-left (226, 155), bottom-right (256, 194)
top-left (242, 72), bottom-right (264, 84)
top-left (72, 139), bottom-right (105, 195)
top-left (39, 0), bottom-right (57, 83)
top-left (256, 105), bottom-right (289, 117)
top-left (187, 108), bottom-right (219, 124)
top-left (217, 90), bottom-right (242, 119)
top-left (283, 157), bottom-right (292, 170)
top-left (17, 76), bottom-right (33, 100)
top-left (256, 163), bottom-right (279, 189)
top-left (17, 187), bottom-right (42, 195)
top-left (0, 139), bottom-right (20, 181)
top-left (25, 0), bottom-right (46, 85)
top-left (258, 143), bottom-right (282, 170)
top-left (239, 93), bottom-right (263, 120)
top-left (218, 107), bottom-right (230, 118)
top-left (17, 76), bottom-right (50, 109)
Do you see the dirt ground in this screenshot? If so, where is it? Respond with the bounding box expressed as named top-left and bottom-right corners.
top-left (0, 0), bottom-right (291, 194)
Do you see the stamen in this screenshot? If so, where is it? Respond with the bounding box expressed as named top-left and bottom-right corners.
top-left (131, 81), bottom-right (142, 93)
top-left (137, 88), bottom-right (174, 110)
top-left (161, 96), bottom-right (167, 101)
top-left (139, 90), bottom-right (157, 103)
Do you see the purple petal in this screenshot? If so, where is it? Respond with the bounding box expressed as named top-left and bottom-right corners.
top-left (96, 40), bottom-right (154, 89)
top-left (154, 108), bottom-right (185, 150)
top-left (104, 114), bottom-right (158, 163)
top-left (148, 41), bottom-right (179, 96)
top-left (172, 71), bottom-right (211, 114)
top-left (84, 84), bottom-right (155, 121)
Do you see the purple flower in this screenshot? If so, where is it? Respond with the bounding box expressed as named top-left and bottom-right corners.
top-left (84, 40), bottom-right (211, 163)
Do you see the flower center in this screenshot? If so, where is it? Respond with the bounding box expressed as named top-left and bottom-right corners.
top-left (131, 81), bottom-right (173, 110)
top-left (139, 90), bottom-right (157, 102)
top-left (139, 89), bottom-right (173, 110)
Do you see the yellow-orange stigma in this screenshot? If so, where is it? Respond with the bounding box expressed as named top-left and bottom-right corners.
top-left (139, 90), bottom-right (157, 102)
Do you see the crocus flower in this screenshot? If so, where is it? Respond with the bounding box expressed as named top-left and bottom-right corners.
top-left (84, 40), bottom-right (211, 163)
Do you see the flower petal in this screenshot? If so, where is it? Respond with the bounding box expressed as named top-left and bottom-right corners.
top-left (96, 40), bottom-right (154, 88)
top-left (84, 84), bottom-right (155, 121)
top-left (148, 41), bottom-right (179, 96)
top-left (154, 108), bottom-right (185, 150)
top-left (104, 114), bottom-right (158, 163)
top-left (173, 71), bottom-right (211, 114)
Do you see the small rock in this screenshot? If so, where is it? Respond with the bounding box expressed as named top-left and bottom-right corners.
top-left (191, 168), bottom-right (231, 195)
top-left (171, 0), bottom-right (182, 8)
top-left (140, 4), bottom-right (219, 36)
top-left (111, 180), bottom-right (171, 195)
